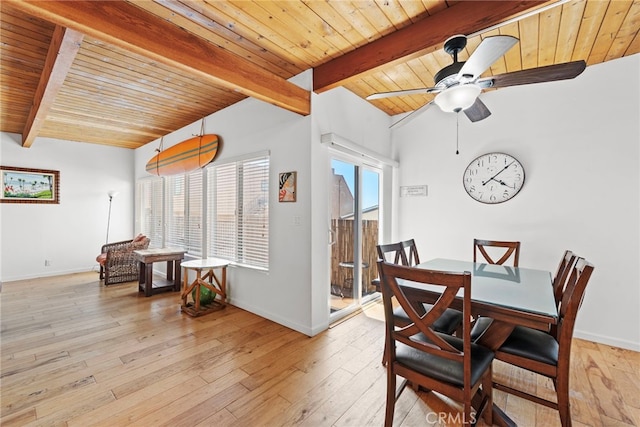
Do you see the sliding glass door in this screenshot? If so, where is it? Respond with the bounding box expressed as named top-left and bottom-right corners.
top-left (329, 155), bottom-right (381, 321)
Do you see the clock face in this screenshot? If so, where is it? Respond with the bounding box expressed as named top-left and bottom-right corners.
top-left (463, 153), bottom-right (525, 204)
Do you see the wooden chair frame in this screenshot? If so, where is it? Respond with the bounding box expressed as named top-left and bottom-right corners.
top-left (493, 258), bottom-right (594, 427)
top-left (400, 239), bottom-right (420, 266)
top-left (473, 239), bottom-right (521, 266)
top-left (378, 261), bottom-right (493, 426)
top-left (376, 242), bottom-right (409, 266)
top-left (552, 250), bottom-right (577, 309)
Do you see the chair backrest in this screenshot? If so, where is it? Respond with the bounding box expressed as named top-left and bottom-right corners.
top-left (376, 242), bottom-right (409, 266)
top-left (473, 239), bottom-right (521, 266)
top-left (552, 250), bottom-right (577, 308)
top-left (401, 239), bottom-right (420, 266)
top-left (553, 258), bottom-right (594, 347)
top-left (377, 260), bottom-right (472, 380)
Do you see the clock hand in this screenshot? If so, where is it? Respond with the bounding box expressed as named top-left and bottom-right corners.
top-left (482, 160), bottom-right (516, 185)
top-left (491, 177), bottom-right (515, 188)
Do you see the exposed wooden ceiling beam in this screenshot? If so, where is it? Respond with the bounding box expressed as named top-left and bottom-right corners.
top-left (22, 25), bottom-right (83, 148)
top-left (6, 0), bottom-right (310, 117)
top-left (313, 0), bottom-right (555, 93)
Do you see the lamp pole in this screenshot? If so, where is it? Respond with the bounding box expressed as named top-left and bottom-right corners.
top-left (105, 190), bottom-right (119, 244)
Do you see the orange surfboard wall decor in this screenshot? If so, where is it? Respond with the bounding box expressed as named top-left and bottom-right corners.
top-left (146, 134), bottom-right (219, 176)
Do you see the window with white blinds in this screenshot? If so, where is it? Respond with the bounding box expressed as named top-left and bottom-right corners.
top-left (137, 177), bottom-right (163, 248)
top-left (207, 155), bottom-right (269, 269)
top-left (165, 170), bottom-right (203, 256)
top-left (136, 153), bottom-right (269, 269)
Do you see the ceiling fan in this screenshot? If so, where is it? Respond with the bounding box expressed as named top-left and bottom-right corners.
top-left (367, 35), bottom-right (586, 129)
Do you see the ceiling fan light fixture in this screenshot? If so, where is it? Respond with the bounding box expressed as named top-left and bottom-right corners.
top-left (434, 84), bottom-right (481, 113)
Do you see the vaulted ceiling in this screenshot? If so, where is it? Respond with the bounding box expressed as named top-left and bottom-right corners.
top-left (1, 0), bottom-right (638, 149)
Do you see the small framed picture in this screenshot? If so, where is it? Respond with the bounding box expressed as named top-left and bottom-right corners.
top-left (279, 171), bottom-right (296, 202)
top-left (1, 166), bottom-right (60, 204)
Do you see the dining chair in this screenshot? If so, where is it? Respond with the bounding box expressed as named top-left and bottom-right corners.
top-left (473, 239), bottom-right (521, 266)
top-left (377, 242), bottom-right (409, 266)
top-left (489, 258), bottom-right (595, 427)
top-left (401, 238), bottom-right (420, 266)
top-left (552, 250), bottom-right (577, 310)
top-left (472, 249), bottom-right (579, 342)
top-left (376, 242), bottom-right (464, 367)
top-left (376, 243), bottom-right (463, 336)
top-left (378, 260), bottom-right (494, 426)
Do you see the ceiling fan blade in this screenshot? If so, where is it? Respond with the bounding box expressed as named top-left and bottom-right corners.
top-left (481, 60), bottom-right (587, 88)
top-left (463, 98), bottom-right (491, 122)
top-left (366, 87), bottom-right (439, 100)
top-left (389, 101), bottom-right (434, 129)
top-left (457, 35), bottom-right (518, 81)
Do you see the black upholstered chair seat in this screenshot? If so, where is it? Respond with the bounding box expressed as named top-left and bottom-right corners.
top-left (471, 319), bottom-right (559, 366)
top-left (394, 304), bottom-right (464, 335)
top-left (499, 326), bottom-right (559, 366)
top-left (396, 333), bottom-right (495, 387)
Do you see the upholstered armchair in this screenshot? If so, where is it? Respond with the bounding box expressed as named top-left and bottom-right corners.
top-left (96, 234), bottom-right (150, 285)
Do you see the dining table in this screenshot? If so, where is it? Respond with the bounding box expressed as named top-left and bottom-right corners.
top-left (399, 258), bottom-right (558, 427)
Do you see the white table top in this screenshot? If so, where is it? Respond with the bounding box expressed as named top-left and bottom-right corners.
top-left (182, 257), bottom-right (231, 269)
top-left (411, 258), bottom-right (556, 318)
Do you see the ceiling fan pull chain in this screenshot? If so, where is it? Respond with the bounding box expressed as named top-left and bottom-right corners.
top-left (456, 113), bottom-right (460, 155)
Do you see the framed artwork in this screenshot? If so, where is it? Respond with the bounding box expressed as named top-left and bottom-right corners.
top-left (1, 166), bottom-right (60, 204)
top-left (279, 171), bottom-right (296, 202)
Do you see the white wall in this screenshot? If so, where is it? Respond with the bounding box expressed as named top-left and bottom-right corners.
top-left (0, 133), bottom-right (134, 281)
top-left (133, 73), bottom-right (393, 336)
top-left (135, 94), bottom-right (314, 335)
top-left (391, 54), bottom-right (640, 351)
top-left (311, 86), bottom-right (394, 332)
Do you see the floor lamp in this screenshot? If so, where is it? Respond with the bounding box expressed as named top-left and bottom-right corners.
top-left (105, 190), bottom-right (119, 244)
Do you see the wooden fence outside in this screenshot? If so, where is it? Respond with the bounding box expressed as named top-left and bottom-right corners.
top-left (330, 218), bottom-right (379, 296)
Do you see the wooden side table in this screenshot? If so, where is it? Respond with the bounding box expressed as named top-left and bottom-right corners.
top-left (181, 257), bottom-right (230, 317)
top-left (133, 247), bottom-right (187, 297)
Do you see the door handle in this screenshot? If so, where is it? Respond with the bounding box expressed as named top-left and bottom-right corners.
top-left (329, 228), bottom-right (335, 246)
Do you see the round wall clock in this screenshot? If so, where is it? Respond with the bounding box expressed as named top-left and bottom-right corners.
top-left (463, 152), bottom-right (525, 204)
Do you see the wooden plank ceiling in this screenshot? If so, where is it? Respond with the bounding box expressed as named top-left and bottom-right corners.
top-left (1, 0), bottom-right (638, 149)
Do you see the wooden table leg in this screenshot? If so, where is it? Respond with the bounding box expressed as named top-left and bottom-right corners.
top-left (174, 260), bottom-right (182, 291)
top-left (138, 261), bottom-right (145, 285)
top-left (475, 319), bottom-right (515, 351)
top-left (221, 266), bottom-right (227, 303)
top-left (166, 260), bottom-right (174, 282)
top-left (472, 391), bottom-right (516, 427)
top-left (182, 266), bottom-right (189, 307)
top-left (203, 268), bottom-right (227, 305)
top-left (144, 262), bottom-right (153, 297)
top-left (472, 319), bottom-right (518, 427)
top-left (194, 269), bottom-right (202, 312)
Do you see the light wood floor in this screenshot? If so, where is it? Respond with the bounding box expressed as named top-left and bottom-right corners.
top-left (1, 272), bottom-right (638, 426)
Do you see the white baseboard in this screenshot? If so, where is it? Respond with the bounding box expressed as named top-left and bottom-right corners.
top-left (229, 298), bottom-right (327, 337)
top-left (2, 267), bottom-right (96, 283)
top-left (574, 329), bottom-right (640, 352)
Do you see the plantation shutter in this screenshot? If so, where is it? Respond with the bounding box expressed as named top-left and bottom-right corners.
top-left (239, 157), bottom-right (269, 268)
top-left (137, 177), bottom-right (163, 248)
top-left (185, 169), bottom-right (203, 256)
top-left (164, 174), bottom-right (185, 249)
top-left (208, 163), bottom-right (237, 260)
top-left (207, 154), bottom-right (269, 269)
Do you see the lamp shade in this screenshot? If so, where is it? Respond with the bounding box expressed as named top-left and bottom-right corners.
top-left (434, 84), bottom-right (481, 113)
top-left (107, 190), bottom-right (120, 198)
